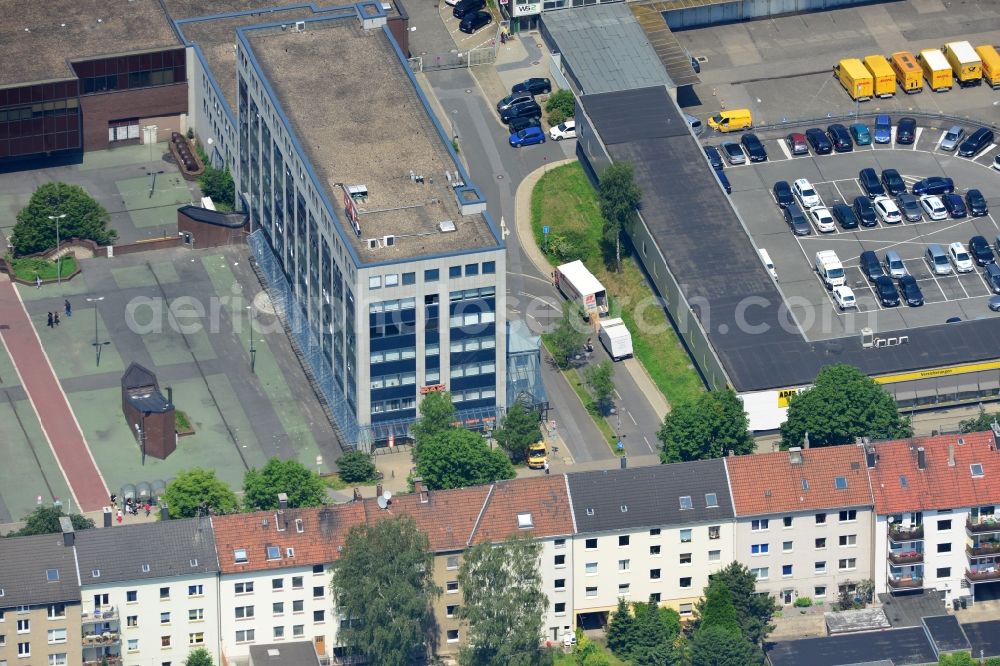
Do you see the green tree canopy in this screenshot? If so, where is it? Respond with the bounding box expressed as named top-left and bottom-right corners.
top-left (959, 409), bottom-right (1000, 433)
top-left (598, 162), bottom-right (641, 272)
top-left (7, 505), bottom-right (94, 537)
top-left (689, 624), bottom-right (759, 666)
top-left (605, 598), bottom-right (635, 657)
top-left (330, 515), bottom-right (439, 666)
top-left (410, 390), bottom-right (457, 445)
top-left (780, 364), bottom-right (913, 449)
top-left (584, 361), bottom-right (615, 414)
top-left (11, 181), bottom-right (117, 255)
top-left (694, 562), bottom-right (778, 648)
top-left (183, 647), bottom-right (214, 666)
top-left (658, 388), bottom-right (754, 463)
top-left (544, 89), bottom-right (576, 125)
top-left (547, 302), bottom-right (587, 370)
top-left (493, 403), bottom-right (542, 464)
top-left (458, 536), bottom-right (547, 666)
top-left (627, 598), bottom-right (680, 666)
top-left (198, 166), bottom-right (235, 209)
top-left (699, 581), bottom-right (740, 634)
top-left (336, 451), bottom-right (379, 483)
top-left (414, 428), bottom-right (515, 491)
top-left (938, 653), bottom-right (978, 666)
top-left (242, 457), bottom-right (326, 511)
top-left (163, 468), bottom-right (239, 518)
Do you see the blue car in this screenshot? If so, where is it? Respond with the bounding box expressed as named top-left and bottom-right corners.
top-left (874, 115), bottom-right (891, 144)
top-left (850, 122), bottom-right (872, 145)
top-left (509, 126), bottom-right (545, 147)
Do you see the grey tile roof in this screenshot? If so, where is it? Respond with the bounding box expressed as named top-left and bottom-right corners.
top-left (0, 533), bottom-right (81, 608)
top-left (566, 459), bottom-right (734, 533)
top-left (249, 641), bottom-right (322, 666)
top-left (75, 518), bottom-right (219, 585)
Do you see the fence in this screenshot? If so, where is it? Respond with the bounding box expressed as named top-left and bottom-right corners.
top-left (408, 43), bottom-right (497, 72)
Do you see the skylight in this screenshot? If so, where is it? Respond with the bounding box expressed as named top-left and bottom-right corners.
top-left (46, 569), bottom-right (59, 582)
top-left (971, 463), bottom-right (985, 478)
top-left (705, 493), bottom-right (719, 508)
top-left (234, 548), bottom-right (248, 564)
top-left (899, 475), bottom-right (908, 488)
top-left (801, 479), bottom-right (809, 491)
top-left (679, 496), bottom-right (693, 510)
top-left (586, 508), bottom-right (595, 516)
top-left (517, 512), bottom-right (534, 528)
top-left (266, 546), bottom-right (281, 560)
top-left (835, 476), bottom-right (848, 490)
top-left (141, 564), bottom-right (150, 573)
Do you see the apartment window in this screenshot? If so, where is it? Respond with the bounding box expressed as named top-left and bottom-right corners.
top-left (449, 266), bottom-right (461, 278)
top-left (15, 606), bottom-right (29, 614)
top-left (751, 567), bottom-right (769, 580)
top-left (273, 602), bottom-right (284, 616)
top-left (446, 604), bottom-right (459, 618)
top-left (159, 586), bottom-right (170, 599)
top-left (816, 538), bottom-right (826, 549)
top-left (128, 639), bottom-right (138, 652)
top-left (586, 587), bottom-right (598, 598)
top-left (585, 562), bottom-right (598, 575)
top-left (127, 616), bottom-right (138, 628)
top-left (126, 590), bottom-right (138, 602)
top-left (555, 602), bottom-right (566, 616)
top-left (751, 543), bottom-right (769, 555)
top-left (838, 558), bottom-right (857, 571)
top-left (709, 550), bottom-right (721, 562)
top-left (0, 635), bottom-right (5, 647)
top-left (555, 538), bottom-right (566, 549)
top-left (938, 519), bottom-right (952, 530)
top-left (17, 642), bottom-right (29, 657)
top-left (235, 629), bottom-right (255, 643)
top-left (312, 564), bottom-right (324, 574)
top-left (235, 606), bottom-right (255, 620)
top-left (839, 510), bottom-right (857, 523)
top-left (679, 603), bottom-right (693, 616)
top-left (708, 526), bottom-right (720, 540)
top-left (650, 545), bottom-right (661, 556)
top-left (273, 626), bottom-right (285, 639)
top-left (681, 529), bottom-right (692, 543)
top-left (447, 581), bottom-right (459, 594)
top-left (291, 576), bottom-right (303, 589)
top-left (313, 586), bottom-right (324, 598)
top-left (815, 561), bottom-right (827, 574)
top-left (15, 620), bottom-right (28, 634)
top-left (293, 625), bottom-right (304, 638)
top-left (46, 628), bottom-right (66, 644)
top-left (402, 272), bottom-right (415, 285)
top-left (937, 543), bottom-right (952, 553)
top-left (680, 577), bottom-right (692, 588)
top-left (782, 565), bottom-right (793, 577)
top-left (292, 601), bottom-right (304, 613)
top-left (619, 535), bottom-right (630, 547)
top-left (424, 268), bottom-right (439, 282)
top-left (839, 535), bottom-right (857, 547)
top-left (619, 559), bottom-right (630, 571)
top-left (368, 276), bottom-right (381, 289)
top-left (48, 654), bottom-right (67, 666)
top-left (937, 567), bottom-right (951, 578)
top-left (272, 578), bottom-right (284, 591)
top-left (752, 519), bottom-right (769, 532)
top-left (188, 609), bottom-right (204, 622)
top-left (188, 585), bottom-right (203, 597)
top-left (483, 261), bottom-right (496, 274)
top-left (554, 554), bottom-right (566, 567)
top-left (618, 583), bottom-right (631, 595)
top-left (47, 604), bottom-right (65, 619)
top-left (650, 593), bottom-right (661, 603)
top-left (650, 528), bottom-right (661, 536)
top-left (447, 629), bottom-right (460, 644)
top-left (680, 553), bottom-right (692, 565)
top-left (816, 513), bottom-right (827, 525)
top-left (313, 610), bottom-right (325, 623)
top-left (447, 556), bottom-right (459, 570)
top-left (160, 612), bottom-right (170, 624)
top-left (235, 582), bottom-right (254, 594)
top-left (650, 569), bottom-right (661, 580)
top-left (585, 538), bottom-right (597, 550)
top-left (555, 579), bottom-right (566, 591)
top-left (783, 516), bottom-right (793, 528)
top-left (782, 541), bottom-right (793, 553)
top-left (161, 635), bottom-right (171, 648)
top-left (815, 586), bottom-right (827, 598)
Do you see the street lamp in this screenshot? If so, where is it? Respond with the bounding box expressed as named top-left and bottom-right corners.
top-left (246, 305), bottom-right (257, 373)
top-left (47, 214), bottom-right (66, 284)
top-left (85, 296), bottom-right (108, 366)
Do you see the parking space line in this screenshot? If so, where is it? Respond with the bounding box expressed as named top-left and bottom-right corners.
top-left (912, 127), bottom-right (923, 150)
top-left (973, 268), bottom-right (994, 295)
top-left (890, 126), bottom-right (897, 148)
top-left (973, 143), bottom-right (998, 162)
top-left (918, 261), bottom-right (950, 303)
top-left (988, 213), bottom-right (999, 232)
top-left (831, 181), bottom-right (848, 204)
top-left (955, 272), bottom-right (972, 299)
top-left (935, 131), bottom-right (947, 150)
top-left (777, 139), bottom-right (792, 160)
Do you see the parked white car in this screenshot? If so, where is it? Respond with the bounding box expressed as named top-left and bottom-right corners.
top-left (810, 207), bottom-right (836, 233)
top-left (833, 286), bottom-right (857, 310)
top-left (920, 195), bottom-right (948, 221)
top-left (793, 178), bottom-right (821, 209)
top-left (873, 196), bottom-right (902, 224)
top-left (949, 242), bottom-right (975, 273)
top-left (549, 120), bottom-right (576, 141)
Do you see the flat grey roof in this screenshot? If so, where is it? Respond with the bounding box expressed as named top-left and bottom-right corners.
top-left (541, 4), bottom-right (674, 95)
top-left (923, 615), bottom-right (970, 654)
top-left (249, 641), bottom-right (321, 666)
top-left (566, 458), bottom-right (734, 533)
top-left (246, 19), bottom-right (497, 263)
top-left (581, 86), bottom-right (1000, 392)
top-left (0, 533), bottom-right (81, 607)
top-left (767, 627), bottom-right (937, 666)
top-left (0, 0), bottom-right (180, 87)
top-left (961, 620), bottom-right (1000, 660)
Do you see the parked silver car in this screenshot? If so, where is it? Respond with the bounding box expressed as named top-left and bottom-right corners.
top-left (940, 125), bottom-right (965, 152)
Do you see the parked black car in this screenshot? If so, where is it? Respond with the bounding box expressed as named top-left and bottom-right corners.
top-left (704, 146), bottom-right (724, 171)
top-left (874, 275), bottom-right (900, 307)
top-left (827, 124), bottom-right (854, 152)
top-left (832, 203), bottom-right (859, 229)
top-left (881, 169), bottom-right (906, 196)
top-left (896, 117), bottom-right (917, 144)
top-left (860, 250), bottom-right (885, 281)
top-left (499, 100), bottom-right (541, 124)
top-left (986, 264), bottom-right (1000, 293)
top-left (966, 189), bottom-right (989, 217)
top-left (859, 168), bottom-right (885, 198)
top-left (911, 176), bottom-right (955, 195)
top-left (969, 235), bottom-right (995, 266)
top-left (853, 196), bottom-right (878, 227)
top-left (943, 193), bottom-right (967, 219)
top-left (784, 203), bottom-right (811, 236)
top-left (773, 181), bottom-right (793, 208)
top-left (459, 10), bottom-right (492, 33)
top-left (453, 0), bottom-right (485, 18)
top-left (958, 127), bottom-right (994, 157)
top-left (741, 133), bottom-right (768, 162)
top-left (898, 275), bottom-right (924, 307)
top-left (511, 77), bottom-right (551, 96)
top-left (805, 128), bottom-right (833, 154)
top-left (507, 115), bottom-right (540, 133)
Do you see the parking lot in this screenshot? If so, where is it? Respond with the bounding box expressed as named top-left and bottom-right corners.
top-left (715, 119), bottom-right (1000, 340)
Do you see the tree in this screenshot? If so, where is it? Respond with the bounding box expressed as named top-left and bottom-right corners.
top-left (336, 451), bottom-right (379, 483)
top-left (242, 457), bottom-right (326, 511)
top-left (689, 624), bottom-right (759, 666)
top-left (585, 361), bottom-right (615, 415)
top-left (699, 581), bottom-right (740, 634)
top-left (547, 302), bottom-right (587, 370)
top-left (960, 408), bottom-right (1000, 433)
top-left (11, 182), bottom-right (117, 255)
top-left (598, 162), bottom-right (641, 272)
top-left (458, 536), bottom-right (547, 666)
top-left (183, 648), bottom-right (214, 666)
top-left (8, 505), bottom-right (94, 537)
top-left (414, 428), bottom-right (515, 491)
top-left (545, 89), bottom-right (576, 126)
top-left (695, 562), bottom-right (778, 648)
top-left (410, 390), bottom-right (457, 445)
top-left (627, 598), bottom-right (680, 666)
top-left (493, 403), bottom-right (542, 464)
top-left (938, 653), bottom-right (977, 666)
top-left (658, 389), bottom-right (754, 463)
top-left (605, 598), bottom-right (635, 657)
top-left (780, 364), bottom-right (913, 449)
top-left (330, 515), bottom-right (439, 666)
top-left (198, 165), bottom-right (235, 209)
top-left (163, 468), bottom-right (239, 518)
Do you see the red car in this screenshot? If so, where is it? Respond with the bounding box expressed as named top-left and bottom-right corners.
top-left (786, 133), bottom-right (808, 155)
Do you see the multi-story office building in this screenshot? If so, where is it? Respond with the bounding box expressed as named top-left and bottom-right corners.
top-left (565, 461), bottom-right (736, 623)
top-left (727, 446), bottom-right (876, 605)
top-left (0, 528), bottom-right (82, 666)
top-left (73, 518), bottom-right (222, 666)
top-left (868, 430), bottom-right (1000, 604)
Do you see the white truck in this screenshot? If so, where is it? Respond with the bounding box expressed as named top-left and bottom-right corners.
top-left (554, 260), bottom-right (609, 321)
top-left (598, 318), bottom-right (633, 361)
top-left (815, 250), bottom-right (846, 289)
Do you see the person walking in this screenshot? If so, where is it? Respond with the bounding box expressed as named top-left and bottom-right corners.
top-left (53, 313), bottom-right (60, 327)
top-left (64, 300), bottom-right (72, 317)
top-left (143, 502), bottom-right (151, 517)
top-left (543, 459), bottom-right (550, 475)
top-left (47, 312), bottom-right (53, 328)
top-left (35, 274), bottom-right (41, 289)
top-left (116, 509), bottom-right (123, 524)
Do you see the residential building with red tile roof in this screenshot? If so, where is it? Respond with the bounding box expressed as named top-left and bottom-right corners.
top-left (866, 430), bottom-right (1000, 604)
top-left (725, 445), bottom-right (875, 604)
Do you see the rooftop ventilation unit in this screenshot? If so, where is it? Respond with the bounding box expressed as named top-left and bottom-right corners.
top-left (367, 238), bottom-right (379, 250)
top-left (409, 170), bottom-right (424, 184)
top-left (294, 21), bottom-right (305, 31)
top-left (383, 235), bottom-right (395, 247)
top-left (438, 220), bottom-right (456, 233)
top-left (347, 184), bottom-right (368, 200)
top-left (445, 170), bottom-right (465, 188)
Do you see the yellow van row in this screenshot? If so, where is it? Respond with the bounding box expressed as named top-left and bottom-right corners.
top-left (834, 41), bottom-right (1000, 101)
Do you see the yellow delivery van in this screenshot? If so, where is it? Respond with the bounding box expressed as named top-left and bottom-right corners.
top-left (834, 58), bottom-right (873, 100)
top-left (890, 51), bottom-right (923, 93)
top-left (863, 55), bottom-right (896, 98)
top-left (918, 48), bottom-right (953, 91)
top-left (943, 41), bottom-right (982, 86)
top-left (977, 44), bottom-right (1000, 89)
top-left (707, 108), bottom-right (752, 133)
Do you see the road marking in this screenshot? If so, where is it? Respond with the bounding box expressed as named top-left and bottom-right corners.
top-left (973, 143), bottom-right (998, 161)
top-left (955, 272), bottom-right (972, 298)
top-left (912, 127), bottom-right (923, 150)
top-left (628, 411), bottom-right (637, 425)
top-left (777, 138), bottom-right (792, 160)
top-left (973, 267), bottom-right (993, 295)
top-left (988, 213), bottom-right (999, 232)
top-left (935, 130), bottom-right (947, 150)
top-left (890, 126), bottom-right (897, 147)
top-left (643, 435), bottom-right (655, 454)
top-left (614, 389), bottom-right (622, 400)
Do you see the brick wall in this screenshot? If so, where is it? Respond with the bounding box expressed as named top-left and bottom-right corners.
top-left (79, 83), bottom-right (188, 152)
top-left (178, 210), bottom-right (247, 248)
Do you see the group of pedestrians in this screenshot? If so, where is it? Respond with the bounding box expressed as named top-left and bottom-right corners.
top-left (110, 493), bottom-right (152, 524)
top-left (44, 300), bottom-right (71, 329)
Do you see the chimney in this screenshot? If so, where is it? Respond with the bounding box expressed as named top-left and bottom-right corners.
top-left (620, 456), bottom-right (627, 469)
top-left (948, 443), bottom-right (956, 467)
top-left (789, 447), bottom-right (803, 465)
top-left (59, 517), bottom-right (74, 547)
top-left (414, 478), bottom-right (428, 504)
top-left (277, 493), bottom-right (288, 510)
top-left (917, 447), bottom-right (926, 470)
top-left (803, 432), bottom-right (810, 449)
top-left (166, 386), bottom-right (173, 405)
top-left (103, 506), bottom-right (112, 528)
top-left (352, 488), bottom-right (362, 502)
top-left (865, 447), bottom-right (877, 469)
top-left (376, 483), bottom-right (383, 498)
top-left (160, 504), bottom-right (170, 521)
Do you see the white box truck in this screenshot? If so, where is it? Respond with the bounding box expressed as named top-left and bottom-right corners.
top-left (815, 250), bottom-right (846, 289)
top-left (598, 318), bottom-right (633, 361)
top-left (554, 260), bottom-right (609, 320)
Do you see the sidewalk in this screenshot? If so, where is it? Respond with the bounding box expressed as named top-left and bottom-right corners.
top-left (0, 277), bottom-right (109, 512)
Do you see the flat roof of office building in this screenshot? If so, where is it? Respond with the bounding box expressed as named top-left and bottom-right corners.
top-left (580, 85), bottom-right (1000, 392)
top-left (766, 627), bottom-right (937, 666)
top-left (245, 18), bottom-right (498, 263)
top-left (0, 0), bottom-right (180, 87)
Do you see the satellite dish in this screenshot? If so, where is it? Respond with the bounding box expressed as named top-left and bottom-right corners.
top-left (377, 496), bottom-right (388, 510)
top-left (383, 490), bottom-right (392, 502)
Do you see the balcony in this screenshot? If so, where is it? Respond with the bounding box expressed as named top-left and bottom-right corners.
top-left (888, 550), bottom-right (924, 565)
top-left (82, 632), bottom-right (121, 646)
top-left (889, 524), bottom-right (924, 543)
top-left (966, 568), bottom-right (1000, 582)
top-left (81, 607), bottom-right (118, 623)
top-left (888, 576), bottom-right (924, 590)
top-left (967, 518), bottom-right (1000, 536)
top-left (968, 541), bottom-right (1000, 557)
top-left (84, 658), bottom-right (121, 666)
